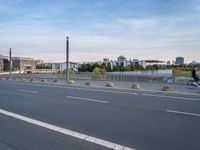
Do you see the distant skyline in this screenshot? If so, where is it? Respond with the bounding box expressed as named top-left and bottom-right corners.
top-left (0, 0), bottom-right (200, 63)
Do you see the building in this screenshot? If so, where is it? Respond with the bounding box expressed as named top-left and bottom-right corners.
top-left (43, 62), bottom-right (79, 71)
top-left (189, 60), bottom-right (200, 65)
top-left (0, 57), bottom-right (4, 72)
top-left (167, 61), bottom-right (171, 66)
top-left (175, 57), bottom-right (184, 65)
top-left (116, 56), bottom-right (128, 67)
top-left (139, 60), bottom-right (166, 68)
top-left (11, 57), bottom-right (42, 72)
top-left (102, 56), bottom-right (166, 69)
top-left (0, 55), bottom-right (9, 72)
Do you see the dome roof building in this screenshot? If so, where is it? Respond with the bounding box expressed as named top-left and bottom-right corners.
top-left (117, 56), bottom-right (127, 61)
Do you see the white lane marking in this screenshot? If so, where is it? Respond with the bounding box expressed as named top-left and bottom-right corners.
top-left (16, 89), bottom-right (39, 94)
top-left (140, 93), bottom-right (200, 102)
top-left (167, 110), bottom-right (200, 117)
top-left (0, 108), bottom-right (135, 150)
top-left (66, 96), bottom-right (108, 104)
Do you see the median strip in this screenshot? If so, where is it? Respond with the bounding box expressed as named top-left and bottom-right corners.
top-left (0, 108), bottom-right (135, 150)
top-left (167, 110), bottom-right (200, 117)
top-left (66, 96), bottom-right (109, 104)
top-left (16, 89), bottom-right (39, 94)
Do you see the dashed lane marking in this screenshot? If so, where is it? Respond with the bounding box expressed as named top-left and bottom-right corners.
top-left (167, 110), bottom-right (200, 117)
top-left (16, 89), bottom-right (39, 94)
top-left (66, 96), bottom-right (109, 104)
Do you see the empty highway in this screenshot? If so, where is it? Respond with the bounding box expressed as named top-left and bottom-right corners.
top-left (0, 81), bottom-right (200, 150)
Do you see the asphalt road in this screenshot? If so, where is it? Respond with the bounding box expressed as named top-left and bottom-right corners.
top-left (0, 81), bottom-right (200, 150)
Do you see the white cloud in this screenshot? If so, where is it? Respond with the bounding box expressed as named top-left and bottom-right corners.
top-left (117, 19), bottom-right (158, 27)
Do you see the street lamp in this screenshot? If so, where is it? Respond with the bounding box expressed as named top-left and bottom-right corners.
top-left (66, 37), bottom-right (69, 83)
top-left (9, 48), bottom-right (12, 79)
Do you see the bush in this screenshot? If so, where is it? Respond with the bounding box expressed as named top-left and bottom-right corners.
top-left (93, 67), bottom-right (106, 75)
top-left (63, 69), bottom-right (75, 78)
top-left (57, 70), bottom-right (62, 74)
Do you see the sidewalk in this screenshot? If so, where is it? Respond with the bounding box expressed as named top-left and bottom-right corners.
top-left (0, 78), bottom-right (199, 95)
top-left (72, 80), bottom-right (200, 95)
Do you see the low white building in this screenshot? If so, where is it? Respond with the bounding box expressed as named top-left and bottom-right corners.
top-left (103, 56), bottom-right (166, 69)
top-left (139, 60), bottom-right (166, 68)
top-left (44, 62), bottom-right (79, 71)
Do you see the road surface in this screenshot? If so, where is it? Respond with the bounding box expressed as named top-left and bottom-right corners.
top-left (0, 81), bottom-right (200, 150)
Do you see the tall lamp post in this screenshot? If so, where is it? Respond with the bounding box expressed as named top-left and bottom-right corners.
top-left (9, 48), bottom-right (12, 79)
top-left (66, 37), bottom-right (69, 83)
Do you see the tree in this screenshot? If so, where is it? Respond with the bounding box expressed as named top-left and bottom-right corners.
top-left (78, 64), bottom-right (88, 72)
top-left (63, 68), bottom-right (75, 78)
top-left (92, 67), bottom-right (106, 79)
top-left (93, 67), bottom-right (106, 75)
top-left (113, 66), bottom-right (120, 71)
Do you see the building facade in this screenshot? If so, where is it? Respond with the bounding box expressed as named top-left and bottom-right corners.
top-left (12, 57), bottom-right (41, 71)
top-left (103, 56), bottom-right (166, 69)
top-left (0, 55), bottom-right (9, 72)
top-left (0, 58), bottom-right (3, 72)
top-left (175, 57), bottom-right (184, 65)
top-left (43, 62), bottom-right (79, 71)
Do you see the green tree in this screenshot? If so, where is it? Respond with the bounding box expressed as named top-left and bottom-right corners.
top-left (113, 66), bottom-right (120, 71)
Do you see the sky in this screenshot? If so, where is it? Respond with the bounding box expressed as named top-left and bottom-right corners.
top-left (0, 0), bottom-right (200, 63)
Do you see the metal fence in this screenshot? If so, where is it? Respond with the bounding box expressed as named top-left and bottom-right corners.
top-left (0, 72), bottom-right (169, 83)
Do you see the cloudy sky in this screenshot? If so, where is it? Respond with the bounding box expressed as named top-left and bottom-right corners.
top-left (0, 0), bottom-right (200, 63)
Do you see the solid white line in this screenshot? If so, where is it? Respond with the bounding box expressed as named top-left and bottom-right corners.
top-left (16, 89), bottom-right (39, 94)
top-left (0, 108), bottom-right (135, 150)
top-left (140, 93), bottom-right (200, 102)
top-left (66, 96), bottom-right (108, 104)
top-left (167, 110), bottom-right (200, 117)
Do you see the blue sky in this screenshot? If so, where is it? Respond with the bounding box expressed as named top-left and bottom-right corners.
top-left (0, 0), bottom-right (200, 62)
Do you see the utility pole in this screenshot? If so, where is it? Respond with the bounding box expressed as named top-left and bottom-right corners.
top-left (9, 48), bottom-right (12, 79)
top-left (66, 37), bottom-right (69, 83)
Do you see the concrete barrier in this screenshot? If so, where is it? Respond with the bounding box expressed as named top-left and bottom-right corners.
top-left (162, 85), bottom-right (173, 91)
top-left (85, 81), bottom-right (92, 86)
top-left (30, 79), bottom-right (35, 82)
top-left (106, 82), bottom-right (114, 87)
top-left (41, 79), bottom-right (47, 83)
top-left (68, 80), bottom-right (75, 85)
top-left (131, 83), bottom-right (140, 89)
top-left (53, 79), bottom-right (59, 84)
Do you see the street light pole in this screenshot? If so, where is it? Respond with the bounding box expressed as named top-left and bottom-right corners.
top-left (66, 37), bottom-right (69, 83)
top-left (9, 48), bottom-right (12, 79)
